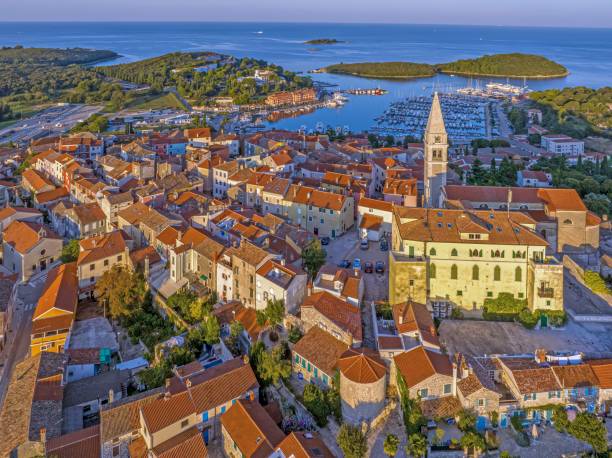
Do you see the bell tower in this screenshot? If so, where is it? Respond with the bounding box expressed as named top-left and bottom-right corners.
top-left (423, 92), bottom-right (448, 208)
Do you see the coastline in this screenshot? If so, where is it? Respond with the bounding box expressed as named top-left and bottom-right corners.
top-left (320, 68), bottom-right (569, 81)
top-left (438, 69), bottom-right (570, 80)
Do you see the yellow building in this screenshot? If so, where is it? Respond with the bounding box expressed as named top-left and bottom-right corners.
top-left (389, 207), bottom-right (563, 316)
top-left (282, 184), bottom-right (354, 238)
top-left (30, 262), bottom-right (78, 355)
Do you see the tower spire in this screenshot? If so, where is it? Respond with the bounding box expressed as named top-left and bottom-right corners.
top-left (425, 92), bottom-right (447, 135)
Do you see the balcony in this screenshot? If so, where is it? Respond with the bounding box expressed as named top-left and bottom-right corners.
top-left (537, 287), bottom-right (555, 298)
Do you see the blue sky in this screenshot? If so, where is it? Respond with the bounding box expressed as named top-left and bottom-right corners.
top-left (2, 0), bottom-right (610, 28)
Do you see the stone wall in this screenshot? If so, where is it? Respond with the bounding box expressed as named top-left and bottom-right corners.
top-left (340, 372), bottom-right (386, 426)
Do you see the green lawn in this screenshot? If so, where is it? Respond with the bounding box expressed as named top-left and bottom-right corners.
top-left (127, 92), bottom-right (187, 110)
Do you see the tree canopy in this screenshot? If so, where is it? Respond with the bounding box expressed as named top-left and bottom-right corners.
top-left (302, 239), bottom-right (327, 279)
top-left (61, 239), bottom-right (80, 263)
top-left (337, 424), bottom-right (368, 458)
top-left (95, 266), bottom-right (148, 318)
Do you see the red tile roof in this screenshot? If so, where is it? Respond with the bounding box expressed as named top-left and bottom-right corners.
top-left (394, 346), bottom-right (452, 388)
top-left (337, 348), bottom-right (386, 384)
top-left (301, 291), bottom-right (362, 342)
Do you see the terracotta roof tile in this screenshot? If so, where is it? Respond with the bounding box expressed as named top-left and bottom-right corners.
top-left (152, 426), bottom-right (208, 458)
top-left (2, 220), bottom-right (59, 254)
top-left (276, 431), bottom-right (335, 458)
top-left (337, 348), bottom-right (386, 384)
top-left (33, 262), bottom-right (78, 320)
top-left (221, 400), bottom-right (285, 458)
top-left (46, 425), bottom-right (100, 458)
top-left (301, 291), bottom-right (362, 342)
top-left (292, 327), bottom-right (348, 375)
top-left (394, 346), bottom-right (452, 388)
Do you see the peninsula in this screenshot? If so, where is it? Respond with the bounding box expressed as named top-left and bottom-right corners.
top-left (304, 38), bottom-right (344, 45)
top-left (321, 53), bottom-right (568, 80)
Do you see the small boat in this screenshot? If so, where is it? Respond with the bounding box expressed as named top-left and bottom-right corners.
top-left (255, 31), bottom-right (264, 34)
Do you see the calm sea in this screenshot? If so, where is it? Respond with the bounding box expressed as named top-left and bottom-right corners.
top-left (1, 22), bottom-right (611, 131)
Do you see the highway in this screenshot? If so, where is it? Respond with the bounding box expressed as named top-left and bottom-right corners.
top-left (0, 104), bottom-right (103, 145)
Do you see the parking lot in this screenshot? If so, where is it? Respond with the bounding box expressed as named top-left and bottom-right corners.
top-left (324, 230), bottom-right (390, 347)
top-left (324, 229), bottom-right (389, 303)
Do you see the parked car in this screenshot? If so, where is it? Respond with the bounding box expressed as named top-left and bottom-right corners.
top-left (380, 239), bottom-right (388, 251)
top-left (353, 258), bottom-right (361, 270)
top-left (375, 261), bottom-right (385, 274)
top-left (360, 238), bottom-right (369, 250)
top-left (320, 237), bottom-right (330, 246)
top-left (364, 261), bottom-right (374, 273)
top-left (338, 259), bottom-right (351, 268)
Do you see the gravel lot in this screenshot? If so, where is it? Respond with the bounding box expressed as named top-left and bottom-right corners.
top-left (439, 319), bottom-right (612, 358)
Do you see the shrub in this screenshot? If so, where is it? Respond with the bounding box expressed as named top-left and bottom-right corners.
top-left (457, 408), bottom-right (477, 432)
top-left (584, 270), bottom-right (611, 295)
top-left (567, 412), bottom-right (608, 454)
top-left (552, 405), bottom-right (569, 432)
top-left (287, 325), bottom-right (303, 344)
top-left (518, 308), bottom-right (539, 329)
top-left (337, 424), bottom-right (367, 458)
top-left (303, 384), bottom-right (330, 427)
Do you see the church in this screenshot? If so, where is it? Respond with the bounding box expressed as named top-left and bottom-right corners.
top-left (388, 94), bottom-right (564, 318)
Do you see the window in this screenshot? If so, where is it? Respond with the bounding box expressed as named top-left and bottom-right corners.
top-left (451, 248), bottom-right (458, 257)
top-left (112, 446), bottom-right (120, 457)
top-left (472, 265), bottom-right (479, 281)
top-left (104, 259), bottom-right (109, 267)
top-left (457, 290), bottom-right (463, 296)
top-left (220, 406), bottom-right (226, 414)
top-left (117, 255), bottom-right (122, 262)
top-left (443, 384), bottom-right (452, 394)
top-left (477, 399), bottom-right (485, 407)
top-left (295, 354), bottom-right (300, 363)
top-left (203, 411), bottom-right (209, 421)
top-left (494, 266), bottom-right (501, 281)
top-left (90, 263), bottom-right (95, 271)
top-left (408, 246), bottom-right (414, 257)
top-left (518, 293), bottom-right (524, 298)
top-left (487, 291), bottom-right (493, 297)
top-left (429, 263), bottom-right (436, 279)
top-left (515, 266), bottom-right (522, 282)
top-left (563, 219), bottom-right (573, 225)
top-left (418, 388), bottom-right (428, 398)
top-left (429, 248), bottom-right (436, 256)
top-left (450, 264), bottom-right (458, 280)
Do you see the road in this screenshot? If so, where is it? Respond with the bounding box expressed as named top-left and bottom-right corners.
top-left (0, 277), bottom-right (46, 409)
top-left (0, 104), bottom-right (103, 145)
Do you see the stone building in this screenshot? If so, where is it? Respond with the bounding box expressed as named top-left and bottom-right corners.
top-left (338, 348), bottom-right (387, 426)
top-left (392, 346), bottom-right (454, 399)
top-left (300, 291), bottom-right (362, 347)
top-left (388, 207), bottom-right (564, 315)
top-left (442, 186), bottom-right (600, 254)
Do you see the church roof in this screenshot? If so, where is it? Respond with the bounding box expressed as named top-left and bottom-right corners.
top-left (425, 92), bottom-right (447, 135)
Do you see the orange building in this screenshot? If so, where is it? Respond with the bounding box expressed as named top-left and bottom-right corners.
top-left (30, 262), bottom-right (78, 355)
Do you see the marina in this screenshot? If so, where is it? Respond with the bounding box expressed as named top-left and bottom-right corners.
top-left (372, 93), bottom-right (498, 143)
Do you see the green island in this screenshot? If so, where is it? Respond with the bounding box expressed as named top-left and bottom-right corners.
top-left (322, 53), bottom-right (568, 79)
top-left (437, 53), bottom-right (568, 79)
top-left (324, 62), bottom-right (436, 79)
top-left (304, 38), bottom-right (344, 45)
top-left (0, 48), bottom-right (313, 123)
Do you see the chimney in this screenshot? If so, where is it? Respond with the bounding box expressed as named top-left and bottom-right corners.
top-left (307, 280), bottom-right (313, 297)
top-left (165, 378), bottom-right (172, 388)
top-left (398, 314), bottom-right (403, 325)
top-left (108, 389), bottom-right (114, 404)
top-left (186, 378), bottom-right (192, 388)
top-left (429, 325), bottom-right (436, 337)
top-left (535, 349), bottom-right (547, 364)
top-left (452, 362), bottom-right (457, 397)
top-left (144, 256), bottom-right (150, 278)
top-left (39, 428), bottom-right (47, 445)
top-left (280, 258), bottom-right (286, 266)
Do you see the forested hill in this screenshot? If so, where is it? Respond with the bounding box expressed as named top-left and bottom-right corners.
top-left (437, 53), bottom-right (568, 78)
top-left (97, 52), bottom-right (313, 104)
top-left (0, 46), bottom-right (119, 66)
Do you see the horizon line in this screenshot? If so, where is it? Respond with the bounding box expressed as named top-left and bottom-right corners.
top-left (0, 20), bottom-right (611, 30)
